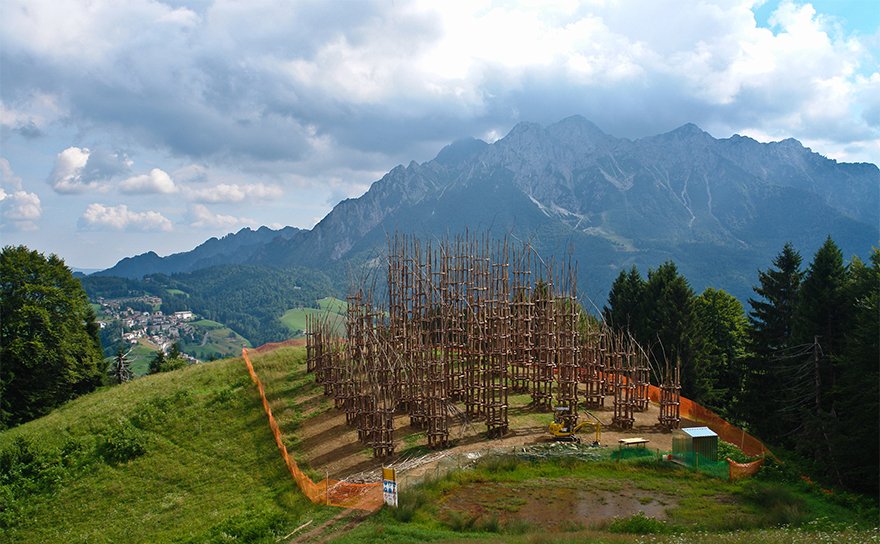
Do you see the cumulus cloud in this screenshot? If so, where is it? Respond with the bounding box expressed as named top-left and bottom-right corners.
top-left (2, 0), bottom-right (878, 200)
top-left (0, 159), bottom-right (42, 230)
top-left (49, 147), bottom-right (93, 193)
top-left (0, 158), bottom-right (23, 191)
top-left (47, 146), bottom-right (131, 193)
top-left (186, 182), bottom-right (283, 203)
top-left (188, 204), bottom-right (254, 229)
top-left (119, 168), bottom-right (178, 194)
top-left (79, 203), bottom-right (172, 231)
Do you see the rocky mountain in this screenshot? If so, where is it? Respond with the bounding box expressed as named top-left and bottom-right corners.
top-left (99, 116), bottom-right (879, 303)
top-left (95, 225), bottom-right (303, 279)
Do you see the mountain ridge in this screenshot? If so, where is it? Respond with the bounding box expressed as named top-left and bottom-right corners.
top-left (97, 117), bottom-right (879, 304)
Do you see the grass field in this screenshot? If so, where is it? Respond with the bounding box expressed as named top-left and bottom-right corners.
top-left (165, 288), bottom-right (188, 297)
top-left (0, 349), bottom-right (334, 544)
top-left (180, 319), bottom-right (251, 360)
top-left (279, 296), bottom-right (347, 337)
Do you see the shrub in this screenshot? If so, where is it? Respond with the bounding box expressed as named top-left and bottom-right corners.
top-left (607, 512), bottom-right (670, 534)
top-left (99, 421), bottom-right (147, 464)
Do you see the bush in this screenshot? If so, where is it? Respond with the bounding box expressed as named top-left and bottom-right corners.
top-left (607, 512), bottom-right (670, 534)
top-left (718, 440), bottom-right (758, 463)
top-left (99, 421), bottom-right (147, 464)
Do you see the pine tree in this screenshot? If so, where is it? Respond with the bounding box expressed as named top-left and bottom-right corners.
top-left (791, 237), bottom-right (849, 483)
top-left (744, 242), bottom-right (803, 441)
top-left (110, 347), bottom-right (134, 384)
top-left (642, 262), bottom-right (696, 395)
top-left (692, 288), bottom-right (748, 419)
top-left (603, 266), bottom-right (645, 336)
top-left (149, 350), bottom-right (167, 374)
top-left (832, 250), bottom-right (879, 493)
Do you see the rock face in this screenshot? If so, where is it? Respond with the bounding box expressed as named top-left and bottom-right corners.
top-left (100, 116), bottom-right (879, 302)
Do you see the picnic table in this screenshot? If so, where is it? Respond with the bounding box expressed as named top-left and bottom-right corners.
top-left (618, 437), bottom-right (649, 448)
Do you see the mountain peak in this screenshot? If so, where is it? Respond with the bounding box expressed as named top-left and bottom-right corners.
top-left (434, 137), bottom-right (488, 166)
top-left (546, 115), bottom-right (614, 149)
top-left (668, 122), bottom-right (709, 137)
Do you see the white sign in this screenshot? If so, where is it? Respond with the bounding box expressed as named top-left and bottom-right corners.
top-left (382, 467), bottom-right (398, 507)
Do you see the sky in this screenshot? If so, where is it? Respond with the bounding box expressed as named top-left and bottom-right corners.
top-left (1, 0), bottom-right (878, 270)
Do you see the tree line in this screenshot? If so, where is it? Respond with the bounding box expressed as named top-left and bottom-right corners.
top-left (603, 237), bottom-right (878, 494)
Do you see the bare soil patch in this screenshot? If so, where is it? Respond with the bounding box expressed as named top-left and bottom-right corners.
top-left (438, 479), bottom-right (678, 528)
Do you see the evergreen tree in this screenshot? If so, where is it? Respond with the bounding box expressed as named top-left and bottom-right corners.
top-left (110, 347), bottom-right (133, 384)
top-left (744, 242), bottom-right (803, 441)
top-left (0, 246), bottom-right (105, 429)
top-left (641, 262), bottom-right (696, 395)
top-left (790, 237), bottom-right (849, 483)
top-left (148, 350), bottom-right (167, 374)
top-left (603, 266), bottom-right (645, 336)
top-left (692, 288), bottom-right (748, 419)
top-left (832, 250), bottom-right (879, 493)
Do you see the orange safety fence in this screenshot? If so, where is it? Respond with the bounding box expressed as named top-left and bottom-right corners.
top-left (728, 457), bottom-right (765, 480)
top-left (241, 347), bottom-right (384, 511)
top-left (647, 385), bottom-right (773, 460)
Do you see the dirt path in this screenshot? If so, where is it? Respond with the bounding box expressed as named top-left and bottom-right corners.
top-left (288, 509), bottom-right (369, 544)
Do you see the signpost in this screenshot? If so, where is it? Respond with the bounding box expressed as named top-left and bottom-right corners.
top-left (382, 467), bottom-right (397, 507)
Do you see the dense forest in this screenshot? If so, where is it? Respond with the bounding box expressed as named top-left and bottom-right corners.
top-left (603, 237), bottom-right (879, 494)
top-left (82, 264), bottom-right (336, 345)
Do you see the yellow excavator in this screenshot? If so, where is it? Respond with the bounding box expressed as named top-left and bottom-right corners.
top-left (548, 407), bottom-right (602, 445)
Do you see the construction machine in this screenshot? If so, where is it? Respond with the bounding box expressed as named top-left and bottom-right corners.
top-left (548, 406), bottom-right (602, 445)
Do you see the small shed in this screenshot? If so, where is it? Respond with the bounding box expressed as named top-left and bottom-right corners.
top-left (673, 426), bottom-right (718, 463)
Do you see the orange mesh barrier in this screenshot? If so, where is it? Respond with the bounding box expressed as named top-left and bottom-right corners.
top-left (647, 385), bottom-right (772, 459)
top-left (242, 347), bottom-right (383, 511)
top-left (728, 457), bottom-right (765, 480)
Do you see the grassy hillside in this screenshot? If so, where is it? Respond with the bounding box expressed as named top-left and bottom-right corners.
top-left (3, 345), bottom-right (876, 544)
top-left (180, 319), bottom-right (252, 360)
top-left (0, 351), bottom-right (333, 544)
top-left (279, 296), bottom-right (347, 337)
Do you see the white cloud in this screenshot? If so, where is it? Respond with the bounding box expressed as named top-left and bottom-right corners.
top-left (0, 158), bottom-right (23, 191)
top-left (189, 204), bottom-right (254, 229)
top-left (0, 190), bottom-right (42, 231)
top-left (48, 147), bottom-right (98, 193)
top-left (79, 203), bottom-right (172, 231)
top-left (186, 183), bottom-right (283, 203)
top-left (118, 168), bottom-right (178, 194)
top-left (0, 159), bottom-right (42, 231)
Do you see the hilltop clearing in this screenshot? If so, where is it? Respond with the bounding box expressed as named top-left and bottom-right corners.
top-left (3, 345), bottom-right (876, 544)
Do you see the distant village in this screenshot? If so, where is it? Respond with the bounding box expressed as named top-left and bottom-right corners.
top-left (96, 295), bottom-right (200, 362)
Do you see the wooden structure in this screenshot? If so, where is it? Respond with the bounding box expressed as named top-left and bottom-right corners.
top-left (306, 233), bottom-right (654, 457)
